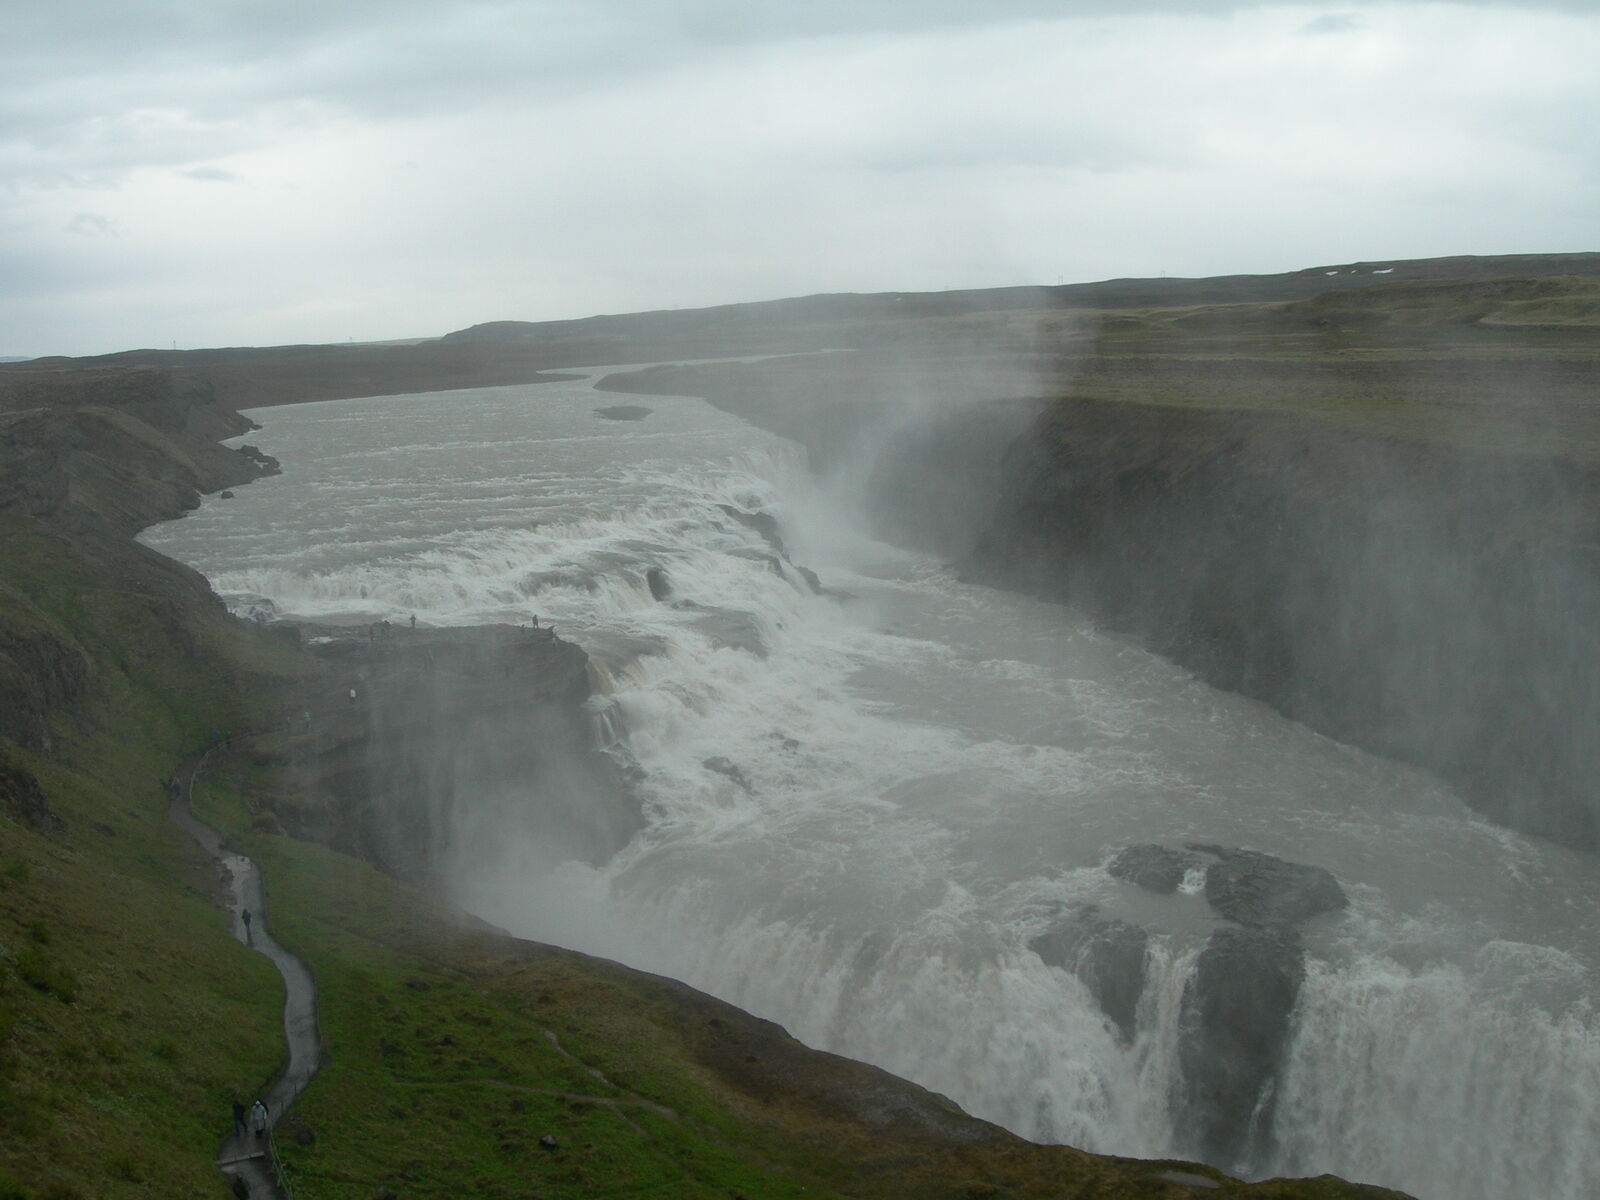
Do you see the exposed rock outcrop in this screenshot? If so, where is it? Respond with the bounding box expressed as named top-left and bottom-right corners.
top-left (712, 505), bottom-right (834, 598)
top-left (1111, 843), bottom-right (1347, 928)
top-left (1192, 843), bottom-right (1347, 928)
top-left (275, 626), bottom-right (640, 882)
top-left (0, 749), bottom-right (64, 833)
top-left (717, 503), bottom-right (786, 555)
top-left (1108, 842), bottom-right (1345, 1171)
top-left (702, 755), bottom-right (753, 793)
top-left (1029, 905), bottom-right (1148, 1042)
top-left (236, 444), bottom-right (281, 476)
top-left (1178, 924), bottom-right (1306, 1168)
top-left (1108, 843), bottom-right (1202, 894)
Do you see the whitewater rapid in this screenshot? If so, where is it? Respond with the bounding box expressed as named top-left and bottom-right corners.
top-left (142, 371), bottom-right (1600, 1199)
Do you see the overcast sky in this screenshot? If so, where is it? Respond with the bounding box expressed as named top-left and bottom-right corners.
top-left (3, 0), bottom-right (1596, 357)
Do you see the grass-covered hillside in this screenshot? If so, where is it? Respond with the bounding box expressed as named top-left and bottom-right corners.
top-left (0, 504), bottom-right (307, 1198)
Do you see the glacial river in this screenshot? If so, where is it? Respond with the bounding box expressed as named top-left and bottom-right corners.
top-left (142, 370), bottom-right (1600, 1199)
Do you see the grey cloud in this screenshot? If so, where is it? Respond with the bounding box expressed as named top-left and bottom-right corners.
top-left (1301, 13), bottom-right (1364, 35)
top-left (66, 211), bottom-right (117, 236)
top-left (849, 120), bottom-right (1194, 176)
top-left (0, 3), bottom-right (655, 188)
top-left (614, 0), bottom-right (1595, 42)
top-left (5, 1), bottom-right (1594, 174)
top-left (2, 0), bottom-right (1597, 357)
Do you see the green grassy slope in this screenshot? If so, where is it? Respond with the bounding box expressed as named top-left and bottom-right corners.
top-left (0, 516), bottom-right (306, 1199)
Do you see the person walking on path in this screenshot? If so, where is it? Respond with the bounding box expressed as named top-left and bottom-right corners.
top-left (171, 746), bottom-right (320, 1199)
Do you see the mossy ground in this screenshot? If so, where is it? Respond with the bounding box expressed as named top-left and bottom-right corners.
top-left (0, 519), bottom-right (304, 1199)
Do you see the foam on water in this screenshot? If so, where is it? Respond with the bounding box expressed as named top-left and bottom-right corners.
top-left (143, 373), bottom-right (1600, 1198)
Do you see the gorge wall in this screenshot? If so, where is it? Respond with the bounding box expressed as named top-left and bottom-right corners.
top-left (267, 623), bottom-right (641, 885)
top-left (964, 400), bottom-right (1600, 852)
top-left (601, 350), bottom-right (1600, 855)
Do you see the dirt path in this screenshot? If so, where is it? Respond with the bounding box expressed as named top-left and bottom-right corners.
top-left (169, 746), bottom-right (322, 1200)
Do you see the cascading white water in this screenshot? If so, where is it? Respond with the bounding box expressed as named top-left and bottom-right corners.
top-left (142, 371), bottom-right (1600, 1200)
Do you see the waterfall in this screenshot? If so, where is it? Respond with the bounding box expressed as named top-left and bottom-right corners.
top-left (141, 373), bottom-right (1600, 1199)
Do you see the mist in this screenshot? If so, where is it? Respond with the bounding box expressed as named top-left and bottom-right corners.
top-left (135, 337), bottom-right (1600, 1198)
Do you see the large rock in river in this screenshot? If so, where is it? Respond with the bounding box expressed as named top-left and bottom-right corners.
top-left (1107, 843), bottom-right (1203, 893)
top-left (1189, 843), bottom-right (1347, 927)
top-left (1110, 842), bottom-right (1347, 927)
top-left (1177, 924), bottom-right (1306, 1170)
top-left (1029, 905), bottom-right (1148, 1043)
top-left (646, 566), bottom-right (672, 601)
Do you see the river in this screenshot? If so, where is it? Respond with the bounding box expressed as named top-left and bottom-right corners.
top-left (141, 369), bottom-right (1600, 1199)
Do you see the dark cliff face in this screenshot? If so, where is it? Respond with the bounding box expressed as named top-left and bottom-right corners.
top-left (971, 400), bottom-right (1600, 851)
top-left (273, 626), bottom-right (641, 885)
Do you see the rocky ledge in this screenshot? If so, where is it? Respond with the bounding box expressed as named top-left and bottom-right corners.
top-left (256, 621), bottom-right (641, 883)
